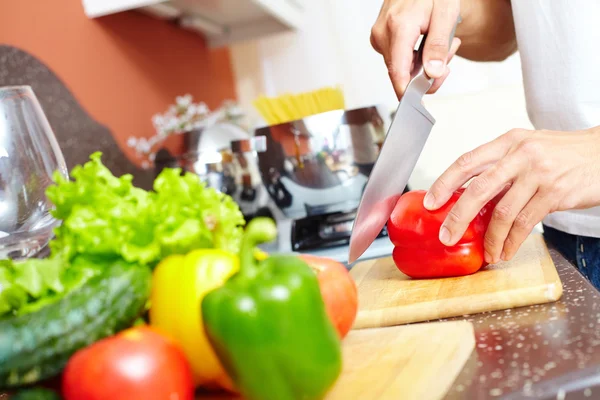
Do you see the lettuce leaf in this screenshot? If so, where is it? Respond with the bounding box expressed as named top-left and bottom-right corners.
top-left (46, 152), bottom-right (245, 267)
top-left (0, 255), bottom-right (102, 317)
top-left (0, 152), bottom-right (245, 318)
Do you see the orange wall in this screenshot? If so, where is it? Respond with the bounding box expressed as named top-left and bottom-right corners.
top-left (0, 0), bottom-right (237, 164)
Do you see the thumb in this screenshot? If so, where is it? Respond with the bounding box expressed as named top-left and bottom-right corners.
top-left (423, 1), bottom-right (460, 79)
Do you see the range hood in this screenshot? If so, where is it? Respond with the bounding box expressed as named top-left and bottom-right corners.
top-left (81, 0), bottom-right (305, 47)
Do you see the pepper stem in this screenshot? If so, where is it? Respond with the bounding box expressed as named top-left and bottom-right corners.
top-left (239, 217), bottom-right (278, 278)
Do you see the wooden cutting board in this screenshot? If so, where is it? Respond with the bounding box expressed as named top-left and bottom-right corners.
top-left (196, 321), bottom-right (476, 400)
top-left (326, 321), bottom-right (475, 400)
top-left (350, 233), bottom-right (563, 329)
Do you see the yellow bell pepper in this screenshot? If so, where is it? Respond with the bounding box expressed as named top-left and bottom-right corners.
top-left (149, 249), bottom-right (239, 391)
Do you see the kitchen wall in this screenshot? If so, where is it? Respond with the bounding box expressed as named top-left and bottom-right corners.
top-left (230, 0), bottom-right (535, 189)
top-left (0, 0), bottom-right (238, 164)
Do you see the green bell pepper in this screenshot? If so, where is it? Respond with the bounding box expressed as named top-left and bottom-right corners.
top-left (201, 217), bottom-right (343, 400)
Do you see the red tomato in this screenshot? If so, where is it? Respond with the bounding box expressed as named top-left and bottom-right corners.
top-left (299, 254), bottom-right (358, 338)
top-left (62, 326), bottom-right (194, 400)
top-left (387, 189), bottom-right (495, 279)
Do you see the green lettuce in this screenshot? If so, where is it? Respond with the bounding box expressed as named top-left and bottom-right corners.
top-left (0, 152), bottom-right (246, 317)
top-left (0, 256), bottom-right (101, 316)
top-left (47, 152), bottom-right (245, 266)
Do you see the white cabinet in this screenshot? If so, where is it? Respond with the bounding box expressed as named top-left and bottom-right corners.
top-left (81, 0), bottom-right (305, 47)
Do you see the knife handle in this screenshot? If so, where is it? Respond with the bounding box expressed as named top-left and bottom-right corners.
top-left (448, 15), bottom-right (462, 48)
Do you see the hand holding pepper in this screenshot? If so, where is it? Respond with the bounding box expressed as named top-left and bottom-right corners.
top-left (424, 128), bottom-right (600, 264)
top-left (388, 189), bottom-right (495, 278)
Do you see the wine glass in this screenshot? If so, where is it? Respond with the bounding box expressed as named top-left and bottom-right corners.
top-left (0, 86), bottom-right (68, 259)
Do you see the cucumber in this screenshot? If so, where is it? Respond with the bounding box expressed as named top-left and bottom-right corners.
top-left (10, 388), bottom-right (61, 400)
top-left (0, 260), bottom-right (152, 388)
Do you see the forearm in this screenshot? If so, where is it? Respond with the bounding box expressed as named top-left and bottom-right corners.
top-left (456, 0), bottom-right (517, 61)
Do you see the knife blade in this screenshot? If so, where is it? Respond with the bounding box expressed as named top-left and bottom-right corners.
top-left (348, 18), bottom-right (460, 264)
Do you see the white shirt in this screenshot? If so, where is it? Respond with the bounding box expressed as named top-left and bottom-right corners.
top-left (511, 0), bottom-right (600, 238)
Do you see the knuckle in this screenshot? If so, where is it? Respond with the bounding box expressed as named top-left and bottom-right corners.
top-left (504, 235), bottom-right (514, 247)
top-left (468, 176), bottom-right (488, 197)
top-left (370, 29), bottom-right (383, 52)
top-left (559, 195), bottom-right (577, 211)
top-left (534, 157), bottom-right (553, 175)
top-left (370, 24), bottom-right (382, 39)
top-left (492, 204), bottom-right (513, 222)
top-left (514, 210), bottom-right (532, 231)
top-left (552, 179), bottom-right (569, 194)
top-left (506, 128), bottom-right (527, 140)
top-left (503, 235), bottom-right (516, 253)
top-left (487, 164), bottom-right (503, 183)
top-left (386, 61), bottom-right (407, 83)
top-left (484, 233), bottom-right (498, 248)
top-left (446, 208), bottom-right (461, 225)
top-left (456, 151), bottom-right (473, 171)
top-left (386, 14), bottom-right (404, 32)
top-left (385, 58), bottom-right (396, 74)
top-left (370, 23), bottom-right (385, 41)
top-left (426, 36), bottom-right (449, 52)
top-left (519, 138), bottom-right (544, 156)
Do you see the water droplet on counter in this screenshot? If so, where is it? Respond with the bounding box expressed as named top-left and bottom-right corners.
top-left (544, 362), bottom-right (556, 371)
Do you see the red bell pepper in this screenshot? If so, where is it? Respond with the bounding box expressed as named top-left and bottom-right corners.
top-left (387, 189), bottom-right (495, 279)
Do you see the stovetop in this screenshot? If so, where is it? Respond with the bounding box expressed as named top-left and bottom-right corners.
top-left (260, 209), bottom-right (394, 267)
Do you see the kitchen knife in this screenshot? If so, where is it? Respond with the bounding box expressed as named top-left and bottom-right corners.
top-left (348, 18), bottom-right (461, 264)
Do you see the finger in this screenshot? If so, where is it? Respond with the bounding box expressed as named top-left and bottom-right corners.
top-left (448, 37), bottom-right (461, 63)
top-left (388, 19), bottom-right (422, 97)
top-left (424, 135), bottom-right (512, 211)
top-left (427, 66), bottom-right (450, 94)
top-left (423, 0), bottom-right (460, 79)
top-left (427, 37), bottom-right (461, 94)
top-left (439, 154), bottom-right (526, 246)
top-left (502, 193), bottom-right (551, 261)
top-left (370, 31), bottom-right (384, 54)
top-left (370, 1), bottom-right (391, 54)
top-left (483, 180), bottom-right (538, 264)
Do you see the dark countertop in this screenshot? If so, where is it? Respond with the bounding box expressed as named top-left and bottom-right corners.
top-left (445, 244), bottom-right (600, 400)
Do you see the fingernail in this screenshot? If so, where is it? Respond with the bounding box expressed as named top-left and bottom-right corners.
top-left (500, 251), bottom-right (506, 261)
top-left (423, 192), bottom-right (435, 209)
top-left (484, 251), bottom-right (492, 264)
top-left (439, 226), bottom-right (451, 245)
top-left (426, 60), bottom-right (445, 78)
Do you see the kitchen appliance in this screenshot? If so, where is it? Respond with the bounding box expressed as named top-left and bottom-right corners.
top-left (153, 122), bottom-right (273, 221)
top-left (348, 18), bottom-right (461, 263)
top-left (350, 234), bottom-right (563, 329)
top-left (253, 105), bottom-right (409, 262)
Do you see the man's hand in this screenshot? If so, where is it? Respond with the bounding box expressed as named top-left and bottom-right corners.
top-left (370, 0), bottom-right (461, 97)
top-left (370, 0), bottom-right (517, 98)
top-left (424, 128), bottom-right (600, 264)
